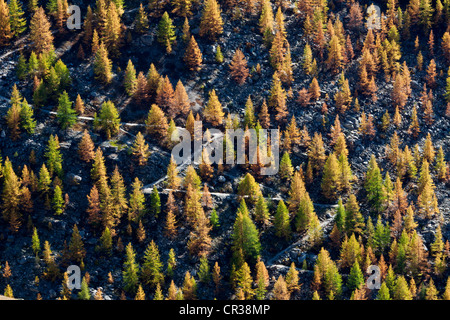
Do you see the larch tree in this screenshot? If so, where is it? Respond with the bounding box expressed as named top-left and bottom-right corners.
top-left (269, 31), bottom-right (286, 71)
top-left (321, 153), bottom-right (340, 201)
top-left (182, 271), bottom-right (197, 299)
top-left (423, 133), bottom-right (435, 163)
top-left (2, 159), bottom-right (22, 232)
top-left (128, 177), bottom-right (147, 222)
top-left (199, 0), bottom-right (223, 41)
top-left (134, 3), bottom-right (149, 34)
top-left (198, 256), bottom-right (211, 283)
top-left (6, 96), bottom-right (21, 140)
top-left (426, 59), bottom-right (437, 88)
top-left (273, 275), bottom-right (290, 300)
top-left (173, 80), bottom-right (190, 116)
top-left (203, 89), bottom-right (224, 126)
top-left (287, 170), bottom-right (306, 213)
top-left (187, 205), bottom-right (212, 257)
top-left (229, 49), bottom-right (249, 85)
top-left (269, 73), bottom-right (287, 123)
top-left (93, 42), bottom-right (113, 84)
top-left (145, 104), bottom-right (169, 141)
top-left (237, 173), bottom-right (262, 204)
top-left (0, 0), bottom-right (12, 46)
top-left (156, 75), bottom-right (175, 111)
top-left (75, 95), bottom-right (85, 115)
top-left (184, 36), bottom-right (202, 71)
top-left (146, 63), bottom-right (160, 98)
top-left (345, 194), bottom-right (365, 235)
top-left (87, 185), bottom-right (102, 227)
top-left (435, 146), bottom-right (448, 181)
top-left (442, 32), bottom-right (450, 64)
top-left (166, 156), bottom-right (181, 190)
top-left (67, 224), bottom-right (86, 264)
top-left (29, 7), bottom-right (54, 54)
top-left (309, 77), bottom-right (321, 101)
top-left (165, 208), bottom-right (177, 238)
top-left (181, 17), bottom-right (191, 43)
top-left (259, 0), bottom-right (274, 40)
top-left (419, 0), bottom-right (434, 31)
top-left (94, 100), bottom-right (121, 139)
top-left (235, 262), bottom-right (254, 299)
top-left (296, 193), bottom-right (315, 234)
top-left (259, 99), bottom-right (271, 129)
top-left (110, 166), bottom-right (128, 224)
top-left (134, 71), bottom-right (149, 104)
top-left (417, 160), bottom-right (439, 218)
top-left (326, 35), bottom-right (343, 74)
top-left (131, 132), bottom-right (151, 166)
top-left (172, 0), bottom-right (192, 17)
top-left (307, 133), bottom-right (326, 175)
top-left (83, 6), bottom-right (94, 46)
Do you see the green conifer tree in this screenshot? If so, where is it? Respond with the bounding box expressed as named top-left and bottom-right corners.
top-left (157, 12), bottom-right (176, 53)
top-left (57, 91), bottom-right (77, 129)
top-left (274, 200), bottom-right (291, 240)
top-left (149, 186), bottom-right (161, 218)
top-left (142, 240), bottom-right (164, 287)
top-left (122, 243), bottom-right (139, 294)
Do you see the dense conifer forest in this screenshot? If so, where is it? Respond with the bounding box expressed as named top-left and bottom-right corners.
top-left (0, 0), bottom-right (449, 301)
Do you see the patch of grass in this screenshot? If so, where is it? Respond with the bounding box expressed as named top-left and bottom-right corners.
top-left (109, 140), bottom-right (127, 151)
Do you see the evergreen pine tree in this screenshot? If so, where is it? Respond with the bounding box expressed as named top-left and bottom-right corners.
top-left (124, 60), bottom-right (137, 96)
top-left (157, 12), bottom-right (176, 53)
top-left (347, 261), bottom-right (364, 292)
top-left (78, 277), bottom-right (91, 300)
top-left (95, 101), bottom-right (120, 139)
top-left (142, 240), bottom-right (164, 287)
top-left (232, 199), bottom-right (261, 264)
top-left (52, 185), bottom-right (64, 215)
top-left (149, 186), bottom-right (161, 218)
top-left (68, 224), bottom-right (86, 263)
top-left (57, 91), bottom-right (77, 129)
top-left (8, 0), bottom-right (26, 37)
top-left (45, 134), bottom-right (63, 178)
top-left (274, 200), bottom-right (291, 240)
top-left (31, 227), bottom-right (40, 255)
top-left (122, 243), bottom-right (139, 293)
